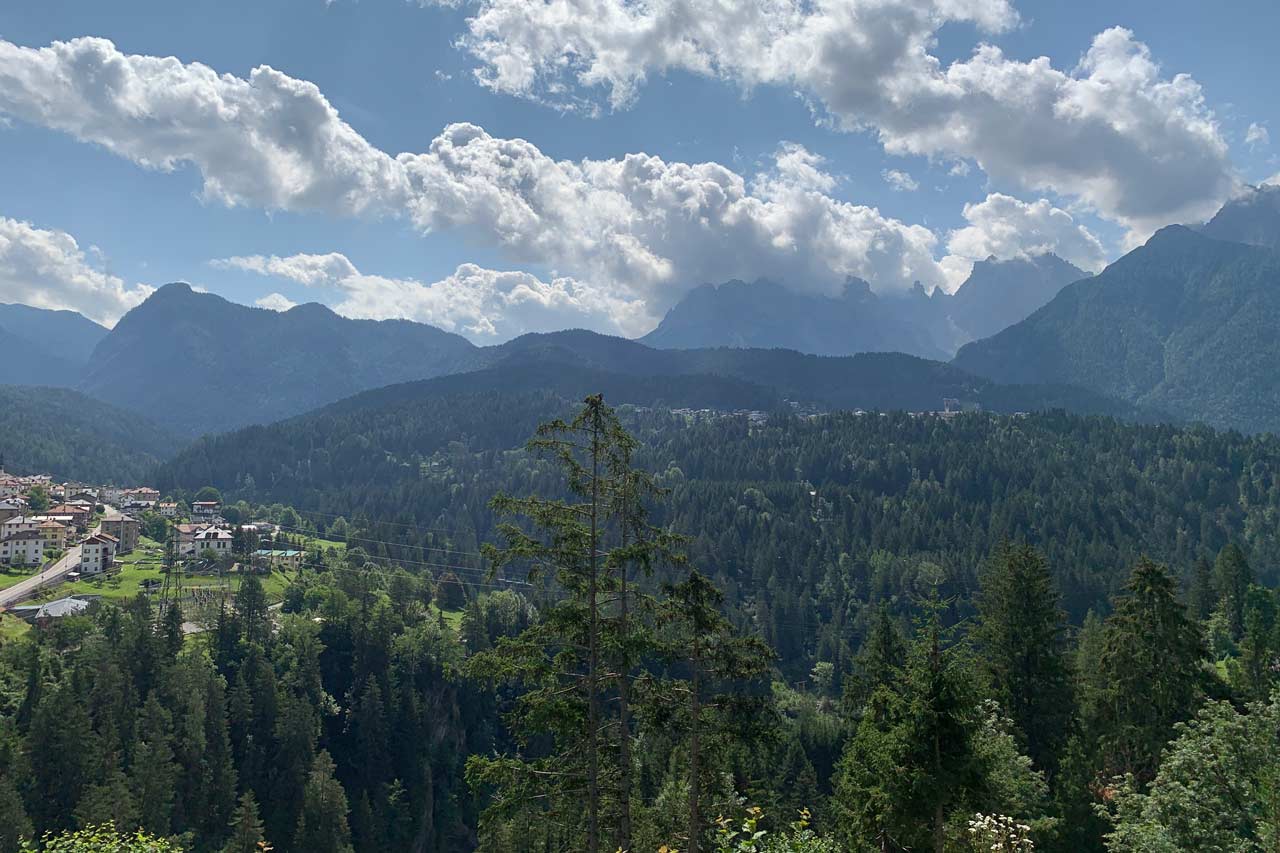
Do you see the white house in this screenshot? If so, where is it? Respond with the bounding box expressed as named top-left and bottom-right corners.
top-left (80, 533), bottom-right (118, 575)
top-left (1, 516), bottom-right (41, 539)
top-left (0, 530), bottom-right (44, 566)
top-left (191, 501), bottom-right (221, 522)
top-left (191, 526), bottom-right (234, 555)
top-left (157, 502), bottom-right (179, 518)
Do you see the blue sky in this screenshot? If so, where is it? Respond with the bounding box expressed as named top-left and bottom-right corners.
top-left (0, 0), bottom-right (1277, 340)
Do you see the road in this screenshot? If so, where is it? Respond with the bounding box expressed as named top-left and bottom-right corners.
top-left (0, 503), bottom-right (115, 609)
top-left (0, 542), bottom-right (83, 607)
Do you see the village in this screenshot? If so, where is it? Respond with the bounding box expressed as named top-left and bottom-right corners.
top-left (0, 467), bottom-right (316, 632)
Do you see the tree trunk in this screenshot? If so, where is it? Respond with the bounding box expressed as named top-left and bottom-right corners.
top-left (688, 641), bottom-right (702, 853)
top-left (616, 523), bottom-right (632, 851)
top-left (586, 407), bottom-right (601, 853)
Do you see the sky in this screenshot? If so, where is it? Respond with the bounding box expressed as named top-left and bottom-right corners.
top-left (0, 0), bottom-right (1277, 341)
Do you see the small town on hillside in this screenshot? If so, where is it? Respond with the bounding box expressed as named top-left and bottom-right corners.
top-left (0, 466), bottom-right (310, 629)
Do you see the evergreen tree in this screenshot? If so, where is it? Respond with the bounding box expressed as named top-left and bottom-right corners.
top-left (657, 570), bottom-right (774, 853)
top-left (0, 773), bottom-right (33, 853)
top-left (973, 543), bottom-right (1074, 778)
top-left (1188, 556), bottom-right (1216, 621)
top-left (841, 604), bottom-right (906, 719)
top-left (222, 792), bottom-right (267, 853)
top-left (1213, 544), bottom-right (1254, 640)
top-left (467, 395), bottom-right (673, 853)
top-left (835, 601), bottom-right (992, 853)
top-left (1092, 558), bottom-right (1207, 783)
top-left (293, 751), bottom-right (353, 853)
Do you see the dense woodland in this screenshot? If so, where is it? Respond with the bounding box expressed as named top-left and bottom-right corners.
top-left (1, 395), bottom-right (1279, 850)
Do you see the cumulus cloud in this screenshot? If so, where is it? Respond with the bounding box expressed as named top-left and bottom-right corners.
top-left (1246, 122), bottom-right (1270, 151)
top-left (217, 252), bottom-right (648, 339)
top-left (0, 35), bottom-right (1139, 331)
top-left (0, 217), bottom-right (153, 325)
top-left (255, 292), bottom-right (298, 311)
top-left (0, 36), bottom-right (408, 215)
top-left (882, 169), bottom-right (919, 192)
top-left (443, 1), bottom-right (1237, 234)
top-left (940, 193), bottom-right (1107, 287)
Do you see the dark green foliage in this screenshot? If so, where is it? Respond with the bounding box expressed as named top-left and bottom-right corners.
top-left (1213, 543), bottom-right (1254, 639)
top-left (973, 543), bottom-right (1074, 777)
top-left (1088, 559), bottom-right (1209, 783)
top-left (0, 385), bottom-right (179, 482)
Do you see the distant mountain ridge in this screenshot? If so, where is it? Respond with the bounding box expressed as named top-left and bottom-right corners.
top-left (1200, 184), bottom-right (1280, 251)
top-left (81, 283), bottom-right (478, 436)
top-left (953, 225), bottom-right (1280, 432)
top-left (0, 303), bottom-right (108, 386)
top-left (640, 253), bottom-right (1086, 358)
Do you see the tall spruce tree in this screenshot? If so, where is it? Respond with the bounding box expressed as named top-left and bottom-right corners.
top-left (973, 543), bottom-right (1073, 778)
top-left (1092, 558), bottom-right (1207, 783)
top-left (657, 569), bottom-right (774, 853)
top-left (466, 395), bottom-right (673, 853)
top-left (1213, 544), bottom-right (1254, 640)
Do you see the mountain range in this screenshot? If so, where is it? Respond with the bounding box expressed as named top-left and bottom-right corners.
top-left (954, 223), bottom-right (1280, 433)
top-left (640, 253), bottom-right (1087, 358)
top-left (1, 187), bottom-right (1277, 439)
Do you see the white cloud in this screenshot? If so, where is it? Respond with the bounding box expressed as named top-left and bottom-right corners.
top-left (882, 168), bottom-right (919, 192)
top-left (0, 36), bottom-right (962, 329)
top-left (443, 1), bottom-right (1237, 234)
top-left (255, 292), bottom-right (297, 311)
top-left (1246, 122), bottom-right (1270, 150)
top-left (940, 192), bottom-right (1107, 287)
top-left (0, 36), bottom-right (409, 216)
top-left (217, 252), bottom-right (649, 339)
top-left (0, 217), bottom-right (153, 325)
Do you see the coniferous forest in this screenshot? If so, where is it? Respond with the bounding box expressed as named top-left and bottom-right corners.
top-left (1, 394), bottom-right (1278, 851)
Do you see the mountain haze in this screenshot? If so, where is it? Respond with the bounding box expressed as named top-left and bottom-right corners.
top-left (0, 303), bottom-right (108, 386)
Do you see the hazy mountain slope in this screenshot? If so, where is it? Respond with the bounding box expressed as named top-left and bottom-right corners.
top-left (0, 303), bottom-right (109, 386)
top-left (82, 283), bottom-right (479, 435)
top-left (953, 226), bottom-right (1280, 432)
top-left (936, 254), bottom-right (1088, 347)
top-left (0, 384), bottom-right (180, 483)
top-left (639, 277), bottom-right (950, 359)
top-left (1200, 184), bottom-right (1280, 251)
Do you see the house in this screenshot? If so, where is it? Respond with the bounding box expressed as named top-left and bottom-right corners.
top-left (37, 519), bottom-right (67, 551)
top-left (45, 504), bottom-right (91, 531)
top-left (191, 501), bottom-right (221, 522)
top-left (157, 502), bottom-right (179, 518)
top-left (0, 530), bottom-right (44, 566)
top-left (101, 486), bottom-right (127, 505)
top-left (99, 514), bottom-right (140, 554)
top-left (121, 487), bottom-right (160, 511)
top-left (1, 516), bottom-right (41, 539)
top-left (0, 498), bottom-right (24, 523)
top-left (191, 526), bottom-right (234, 556)
top-left (67, 490), bottom-right (98, 504)
top-left (254, 549), bottom-right (302, 572)
top-left (80, 533), bottom-right (118, 575)
top-left (175, 522), bottom-right (210, 555)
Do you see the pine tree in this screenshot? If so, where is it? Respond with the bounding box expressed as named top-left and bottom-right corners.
top-left (842, 604), bottom-right (906, 719)
top-left (835, 600), bottom-right (990, 853)
top-left (467, 395), bottom-right (675, 852)
top-left (1213, 544), bottom-right (1253, 640)
top-left (222, 792), bottom-right (267, 853)
top-left (1092, 558), bottom-right (1207, 783)
top-left (1187, 556), bottom-right (1215, 621)
top-left (973, 542), bottom-right (1074, 778)
top-left (294, 751), bottom-right (353, 853)
top-left (0, 772), bottom-right (33, 852)
top-left (658, 569), bottom-right (774, 853)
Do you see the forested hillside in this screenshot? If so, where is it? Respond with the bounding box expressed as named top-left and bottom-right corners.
top-left (157, 392), bottom-right (1280, 638)
top-left (954, 226), bottom-right (1280, 432)
top-left (0, 384), bottom-right (180, 482)
top-left (6, 396), bottom-right (1278, 853)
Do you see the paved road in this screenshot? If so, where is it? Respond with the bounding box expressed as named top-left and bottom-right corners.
top-left (0, 503), bottom-right (115, 609)
top-left (0, 543), bottom-right (83, 608)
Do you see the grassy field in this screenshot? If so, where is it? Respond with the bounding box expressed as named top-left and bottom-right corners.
top-left (35, 537), bottom-right (293, 607)
top-left (429, 602), bottom-right (465, 630)
top-left (0, 612), bottom-right (30, 644)
top-left (0, 567), bottom-right (36, 592)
